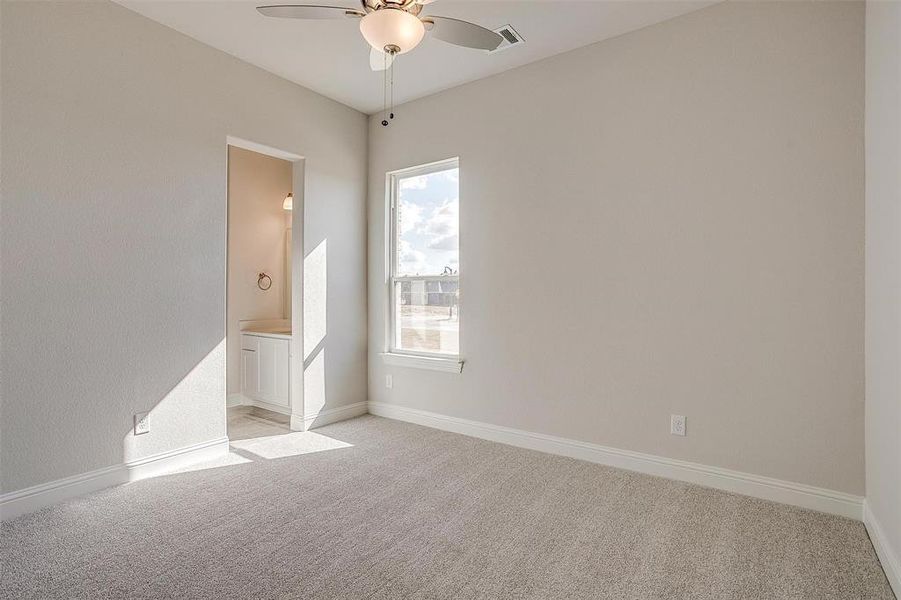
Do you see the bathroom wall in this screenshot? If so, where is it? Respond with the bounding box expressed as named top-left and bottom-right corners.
top-left (226, 146), bottom-right (293, 398)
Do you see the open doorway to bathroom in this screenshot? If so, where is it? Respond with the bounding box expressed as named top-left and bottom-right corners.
top-left (226, 141), bottom-right (301, 441)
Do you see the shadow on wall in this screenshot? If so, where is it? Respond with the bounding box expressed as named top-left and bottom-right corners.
top-left (119, 238), bottom-right (331, 470)
top-left (121, 338), bottom-right (227, 474)
top-left (116, 274), bottom-right (349, 482)
top-left (116, 213), bottom-right (330, 480)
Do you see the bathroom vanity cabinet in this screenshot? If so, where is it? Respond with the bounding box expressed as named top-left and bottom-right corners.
top-left (240, 332), bottom-right (291, 413)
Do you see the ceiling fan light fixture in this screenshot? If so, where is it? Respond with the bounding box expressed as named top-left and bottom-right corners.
top-left (359, 8), bottom-right (425, 54)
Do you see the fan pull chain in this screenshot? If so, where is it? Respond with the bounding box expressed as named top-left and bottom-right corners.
top-left (382, 50), bottom-right (389, 127)
top-left (389, 52), bottom-right (395, 122)
top-left (381, 46), bottom-right (398, 127)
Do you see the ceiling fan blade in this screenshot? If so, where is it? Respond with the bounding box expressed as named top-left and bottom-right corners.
top-left (370, 47), bottom-right (395, 71)
top-left (257, 5), bottom-right (364, 19)
top-left (425, 15), bottom-right (502, 51)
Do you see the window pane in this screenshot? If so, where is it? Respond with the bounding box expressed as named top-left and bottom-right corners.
top-left (394, 279), bottom-right (459, 355)
top-left (396, 167), bottom-right (459, 277)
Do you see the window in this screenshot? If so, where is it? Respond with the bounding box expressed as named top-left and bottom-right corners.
top-left (387, 158), bottom-right (460, 363)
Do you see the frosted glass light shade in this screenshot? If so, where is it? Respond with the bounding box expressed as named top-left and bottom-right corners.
top-left (283, 193), bottom-right (293, 211)
top-left (359, 9), bottom-right (425, 54)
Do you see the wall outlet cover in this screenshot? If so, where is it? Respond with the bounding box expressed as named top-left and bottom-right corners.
top-left (671, 414), bottom-right (686, 436)
top-left (385, 374), bottom-right (393, 389)
top-left (134, 412), bottom-right (150, 436)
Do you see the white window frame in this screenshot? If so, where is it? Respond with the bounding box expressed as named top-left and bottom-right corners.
top-left (382, 157), bottom-right (463, 373)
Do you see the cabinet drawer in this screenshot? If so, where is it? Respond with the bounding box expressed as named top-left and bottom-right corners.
top-left (240, 334), bottom-right (258, 352)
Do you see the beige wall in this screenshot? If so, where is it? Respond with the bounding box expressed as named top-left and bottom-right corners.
top-left (0, 0), bottom-right (368, 493)
top-left (226, 146), bottom-right (293, 397)
top-left (368, 1), bottom-right (865, 494)
top-left (865, 0), bottom-right (901, 589)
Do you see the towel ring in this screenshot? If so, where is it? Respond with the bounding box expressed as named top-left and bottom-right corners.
top-left (257, 272), bottom-right (272, 291)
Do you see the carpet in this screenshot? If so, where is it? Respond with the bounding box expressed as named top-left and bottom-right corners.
top-left (1, 415), bottom-right (894, 599)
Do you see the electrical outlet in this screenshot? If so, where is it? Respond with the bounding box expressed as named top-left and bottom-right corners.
top-left (670, 414), bottom-right (686, 436)
top-left (134, 412), bottom-right (150, 436)
top-left (385, 374), bottom-right (393, 389)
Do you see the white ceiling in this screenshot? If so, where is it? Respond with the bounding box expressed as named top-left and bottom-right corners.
top-left (116, 0), bottom-right (716, 114)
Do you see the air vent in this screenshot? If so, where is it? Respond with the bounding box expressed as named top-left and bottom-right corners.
top-left (491, 25), bottom-right (524, 52)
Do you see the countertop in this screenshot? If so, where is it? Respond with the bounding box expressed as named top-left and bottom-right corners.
top-left (241, 327), bottom-right (292, 339)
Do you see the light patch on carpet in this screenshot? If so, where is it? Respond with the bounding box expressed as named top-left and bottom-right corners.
top-left (229, 431), bottom-right (353, 460)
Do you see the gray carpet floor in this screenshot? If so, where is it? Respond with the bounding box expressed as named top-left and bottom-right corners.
top-left (1, 414), bottom-right (894, 599)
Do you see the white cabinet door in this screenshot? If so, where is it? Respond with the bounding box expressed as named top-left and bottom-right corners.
top-left (258, 337), bottom-right (277, 402)
top-left (243, 335), bottom-right (290, 409)
top-left (260, 337), bottom-right (290, 408)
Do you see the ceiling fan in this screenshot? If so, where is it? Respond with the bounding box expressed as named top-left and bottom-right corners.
top-left (257, 0), bottom-right (504, 127)
top-left (257, 1), bottom-right (504, 124)
top-left (257, 0), bottom-right (504, 70)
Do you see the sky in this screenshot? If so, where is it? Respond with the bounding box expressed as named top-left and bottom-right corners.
top-left (396, 167), bottom-right (459, 276)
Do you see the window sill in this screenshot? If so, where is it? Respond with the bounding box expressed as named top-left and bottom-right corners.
top-left (380, 352), bottom-right (464, 373)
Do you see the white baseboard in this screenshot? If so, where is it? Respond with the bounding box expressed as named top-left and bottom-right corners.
top-left (243, 397), bottom-right (292, 416)
top-left (230, 395), bottom-right (295, 417)
top-left (226, 394), bottom-right (246, 408)
top-left (864, 500), bottom-right (901, 596)
top-left (1, 437), bottom-right (230, 521)
top-left (125, 437), bottom-right (230, 482)
top-left (292, 401), bottom-right (369, 431)
top-left (0, 465), bottom-right (128, 521)
top-left (1, 401), bottom-right (871, 531)
top-left (367, 402), bottom-right (864, 521)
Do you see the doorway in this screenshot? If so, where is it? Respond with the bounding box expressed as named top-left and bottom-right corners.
top-left (225, 137), bottom-right (304, 440)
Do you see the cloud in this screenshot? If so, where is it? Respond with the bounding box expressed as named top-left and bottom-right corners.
top-left (400, 175), bottom-right (428, 191)
top-left (398, 239), bottom-right (426, 274)
top-left (421, 198), bottom-right (458, 239)
top-left (400, 168), bottom-right (456, 192)
top-left (399, 202), bottom-right (422, 235)
top-left (427, 233), bottom-right (458, 251)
